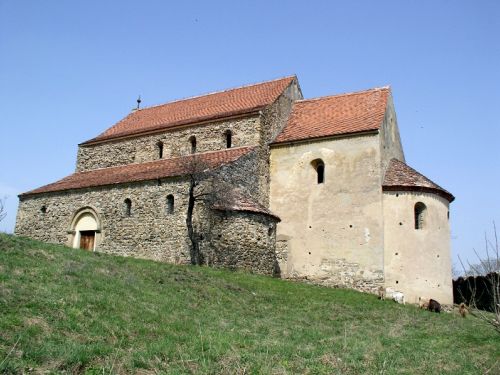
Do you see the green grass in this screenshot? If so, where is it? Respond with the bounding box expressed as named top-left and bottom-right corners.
top-left (0, 233), bottom-right (498, 374)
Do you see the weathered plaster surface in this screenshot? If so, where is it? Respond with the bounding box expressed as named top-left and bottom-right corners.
top-left (383, 191), bottom-right (453, 304)
top-left (269, 134), bottom-right (385, 292)
top-left (379, 94), bottom-right (405, 171)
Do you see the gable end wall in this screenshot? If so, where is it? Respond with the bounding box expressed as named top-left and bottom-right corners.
top-left (269, 133), bottom-right (385, 293)
top-left (379, 94), bottom-right (405, 171)
top-left (255, 79), bottom-right (303, 206)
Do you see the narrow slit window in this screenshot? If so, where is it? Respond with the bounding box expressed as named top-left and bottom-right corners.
top-left (167, 194), bottom-right (174, 214)
top-left (414, 202), bottom-right (426, 230)
top-left (311, 159), bottom-right (325, 184)
top-left (124, 198), bottom-right (132, 217)
top-left (317, 164), bottom-right (325, 184)
top-left (157, 141), bottom-right (164, 159)
top-left (189, 136), bottom-right (197, 154)
top-left (225, 130), bottom-right (232, 148)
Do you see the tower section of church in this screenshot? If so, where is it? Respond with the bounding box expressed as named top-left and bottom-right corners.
top-left (269, 87), bottom-right (393, 292)
top-left (269, 86), bottom-right (454, 303)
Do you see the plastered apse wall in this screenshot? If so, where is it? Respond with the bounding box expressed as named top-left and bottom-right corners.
top-left (383, 191), bottom-right (453, 304)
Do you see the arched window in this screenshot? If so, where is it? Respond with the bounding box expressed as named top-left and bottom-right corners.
top-left (166, 194), bottom-right (174, 214)
top-left (225, 130), bottom-right (232, 148)
top-left (40, 205), bottom-right (47, 214)
top-left (189, 136), bottom-right (197, 154)
top-left (124, 198), bottom-right (132, 217)
top-left (414, 202), bottom-right (426, 230)
top-left (311, 159), bottom-right (325, 184)
top-left (157, 141), bottom-right (164, 159)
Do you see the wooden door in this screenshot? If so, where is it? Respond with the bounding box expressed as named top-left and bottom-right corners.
top-left (79, 231), bottom-right (95, 251)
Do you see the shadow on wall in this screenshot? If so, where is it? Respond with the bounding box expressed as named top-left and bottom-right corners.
top-left (453, 273), bottom-right (499, 312)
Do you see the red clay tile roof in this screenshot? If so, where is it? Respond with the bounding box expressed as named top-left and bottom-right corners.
top-left (212, 188), bottom-right (280, 221)
top-left (20, 147), bottom-right (254, 196)
top-left (272, 86), bottom-right (390, 144)
top-left (82, 76), bottom-right (296, 145)
top-left (383, 158), bottom-right (454, 202)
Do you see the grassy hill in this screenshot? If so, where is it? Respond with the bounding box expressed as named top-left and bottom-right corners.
top-left (0, 234), bottom-right (498, 374)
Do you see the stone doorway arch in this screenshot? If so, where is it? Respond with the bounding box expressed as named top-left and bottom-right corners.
top-left (68, 207), bottom-right (102, 251)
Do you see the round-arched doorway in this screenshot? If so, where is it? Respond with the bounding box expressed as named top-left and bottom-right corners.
top-left (69, 207), bottom-right (101, 251)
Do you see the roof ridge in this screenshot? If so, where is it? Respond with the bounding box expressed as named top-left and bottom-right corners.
top-left (134, 75), bottom-right (296, 112)
top-left (296, 85), bottom-right (391, 104)
top-left (74, 146), bottom-right (253, 175)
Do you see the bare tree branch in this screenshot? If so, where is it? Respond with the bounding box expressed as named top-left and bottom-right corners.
top-left (0, 197), bottom-right (6, 223)
top-left (456, 223), bottom-right (500, 334)
top-left (182, 155), bottom-right (238, 265)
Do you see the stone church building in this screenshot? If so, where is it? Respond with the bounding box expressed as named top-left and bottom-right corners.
top-left (15, 76), bottom-right (455, 304)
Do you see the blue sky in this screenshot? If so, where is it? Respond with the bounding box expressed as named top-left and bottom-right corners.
top-left (0, 0), bottom-right (499, 267)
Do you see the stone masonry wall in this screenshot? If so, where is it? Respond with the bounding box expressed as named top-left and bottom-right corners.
top-left (75, 83), bottom-right (299, 208)
top-left (305, 258), bottom-right (384, 294)
top-left (215, 149), bottom-right (265, 205)
top-left (255, 80), bottom-right (302, 206)
top-left (16, 179), bottom-right (192, 263)
top-left (16, 80), bottom-right (296, 277)
top-left (263, 78), bottom-right (303, 144)
top-left (204, 210), bottom-right (278, 275)
top-left (16, 168), bottom-right (279, 274)
top-left (76, 115), bottom-right (262, 172)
